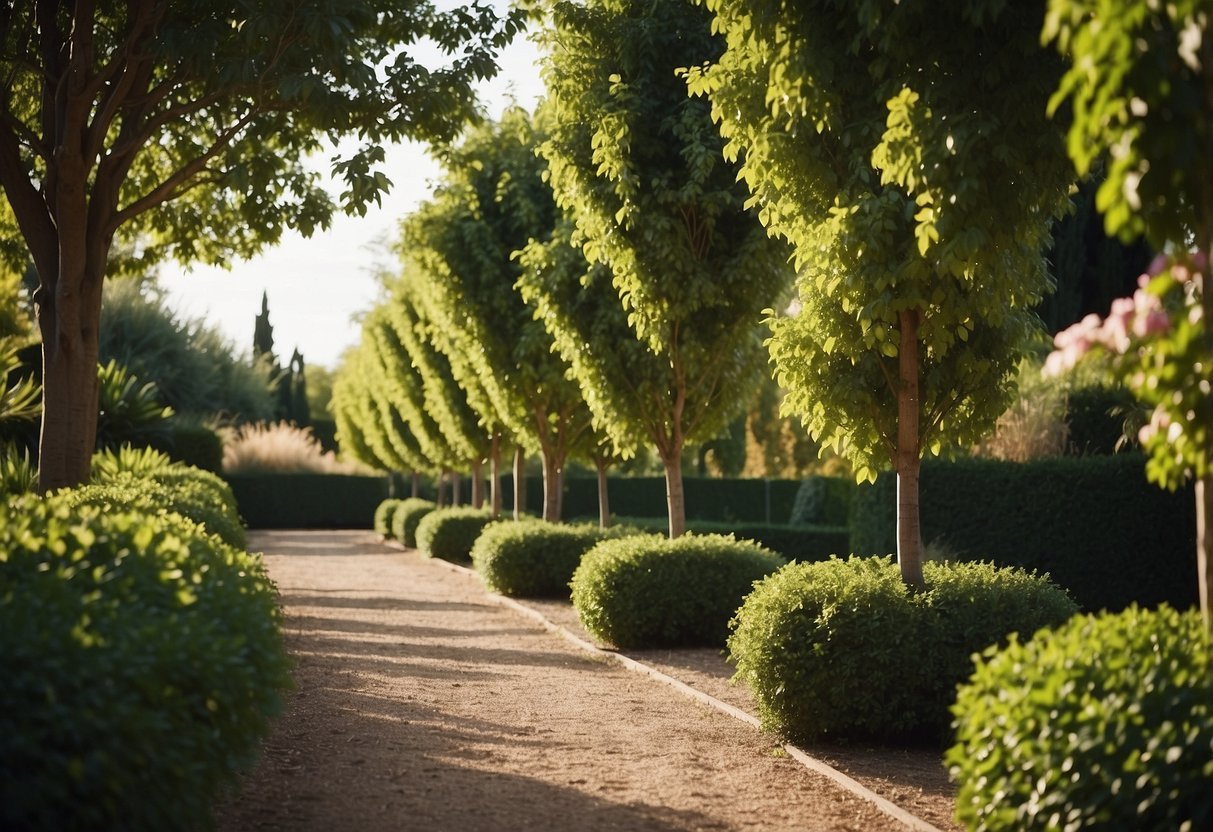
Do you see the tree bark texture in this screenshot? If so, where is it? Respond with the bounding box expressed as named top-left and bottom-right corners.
top-left (411, 472), bottom-right (421, 499)
top-left (596, 458), bottom-right (611, 529)
top-left (436, 471), bottom-right (448, 507)
top-left (512, 446), bottom-right (527, 520)
top-left (489, 434), bottom-right (503, 518)
top-left (663, 452), bottom-right (687, 539)
top-left (896, 309), bottom-right (926, 589)
top-left (451, 470), bottom-right (462, 507)
top-left (470, 459), bottom-right (484, 509)
top-left (541, 449), bottom-right (563, 523)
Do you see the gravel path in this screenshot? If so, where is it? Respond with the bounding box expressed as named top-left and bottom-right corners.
top-left (217, 530), bottom-right (950, 831)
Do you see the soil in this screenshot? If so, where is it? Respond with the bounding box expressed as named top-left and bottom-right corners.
top-left (217, 530), bottom-right (960, 832)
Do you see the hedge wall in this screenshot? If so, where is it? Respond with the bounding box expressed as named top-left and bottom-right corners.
top-left (225, 473), bottom-right (389, 529)
top-left (849, 454), bottom-right (1197, 613)
top-left (615, 517), bottom-right (849, 562)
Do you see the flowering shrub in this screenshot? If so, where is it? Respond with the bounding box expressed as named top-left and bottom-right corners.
top-left (1046, 253), bottom-right (1209, 489)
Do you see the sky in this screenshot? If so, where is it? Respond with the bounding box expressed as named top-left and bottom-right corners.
top-left (158, 21), bottom-right (545, 370)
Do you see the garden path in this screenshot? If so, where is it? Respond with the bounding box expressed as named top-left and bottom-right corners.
top-left (217, 530), bottom-right (956, 831)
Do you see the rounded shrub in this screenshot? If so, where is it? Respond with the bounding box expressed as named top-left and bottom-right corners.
top-left (374, 498), bottom-right (403, 538)
top-left (471, 520), bottom-right (640, 598)
top-left (727, 556), bottom-right (1077, 743)
top-left (948, 605), bottom-right (1211, 832)
top-left (415, 506), bottom-right (495, 562)
top-left (0, 496), bottom-right (291, 831)
top-left (392, 497), bottom-right (437, 548)
top-left (570, 533), bottom-right (785, 649)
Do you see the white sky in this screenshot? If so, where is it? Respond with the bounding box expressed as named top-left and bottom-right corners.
top-left (159, 22), bottom-right (544, 370)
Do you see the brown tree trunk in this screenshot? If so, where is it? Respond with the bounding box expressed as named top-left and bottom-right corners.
top-left (436, 471), bottom-right (449, 507)
top-left (1198, 478), bottom-right (1211, 635)
top-left (489, 434), bottom-right (503, 518)
top-left (541, 448), bottom-right (563, 523)
top-left (512, 446), bottom-right (527, 520)
top-left (411, 471), bottom-right (420, 499)
top-left (663, 452), bottom-right (687, 539)
top-left (896, 309), bottom-right (925, 589)
top-left (471, 459), bottom-right (484, 509)
top-left (596, 457), bottom-right (611, 529)
top-left (451, 470), bottom-right (462, 507)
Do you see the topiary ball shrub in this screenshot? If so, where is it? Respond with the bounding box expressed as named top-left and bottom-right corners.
top-left (570, 533), bottom-right (785, 649)
top-left (414, 507), bottom-right (496, 563)
top-left (392, 498), bottom-right (437, 548)
top-left (471, 520), bottom-right (640, 598)
top-left (948, 605), bottom-right (1212, 832)
top-left (727, 556), bottom-right (1077, 743)
top-left (0, 496), bottom-right (291, 831)
top-left (374, 498), bottom-right (403, 537)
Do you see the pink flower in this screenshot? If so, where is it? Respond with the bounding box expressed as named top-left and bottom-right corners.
top-left (1134, 309), bottom-right (1170, 338)
top-left (1147, 253), bottom-right (1170, 276)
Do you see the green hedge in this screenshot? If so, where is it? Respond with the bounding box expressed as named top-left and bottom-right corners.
top-left (471, 520), bottom-right (641, 598)
top-left (788, 476), bottom-right (854, 526)
top-left (0, 497), bottom-right (291, 831)
top-left (392, 498), bottom-right (437, 548)
top-left (849, 455), bottom-right (1197, 612)
top-left (148, 424), bottom-right (224, 472)
top-left (949, 605), bottom-right (1212, 831)
top-left (613, 516), bottom-right (848, 562)
top-left (570, 533), bottom-right (786, 649)
top-left (225, 473), bottom-right (389, 529)
top-left (374, 498), bottom-right (403, 537)
top-left (728, 556), bottom-right (1078, 744)
top-left (530, 476), bottom-right (803, 524)
top-left (415, 507), bottom-right (496, 563)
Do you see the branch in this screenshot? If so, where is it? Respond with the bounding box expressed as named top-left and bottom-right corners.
top-left (0, 118), bottom-right (55, 281)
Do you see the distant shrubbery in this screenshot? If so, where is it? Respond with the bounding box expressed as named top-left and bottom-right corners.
top-left (392, 498), bottom-right (437, 548)
top-left (222, 421), bottom-right (371, 475)
top-left (415, 507), bottom-right (496, 562)
top-left (374, 498), bottom-right (403, 537)
top-left (472, 520), bottom-right (641, 597)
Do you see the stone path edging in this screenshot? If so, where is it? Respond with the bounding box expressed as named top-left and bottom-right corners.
top-left (399, 545), bottom-right (944, 832)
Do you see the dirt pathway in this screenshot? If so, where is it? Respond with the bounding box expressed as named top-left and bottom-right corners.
top-left (217, 531), bottom-right (944, 831)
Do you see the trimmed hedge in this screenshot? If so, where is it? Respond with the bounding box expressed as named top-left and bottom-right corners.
top-left (788, 476), bottom-right (855, 526)
top-left (612, 516), bottom-right (848, 562)
top-left (849, 455), bottom-right (1197, 612)
top-left (471, 520), bottom-right (641, 598)
top-left (225, 473), bottom-right (389, 529)
top-left (570, 534), bottom-right (786, 649)
top-left (415, 507), bottom-right (496, 563)
top-left (949, 605), bottom-right (1212, 831)
top-left (374, 498), bottom-right (403, 537)
top-left (392, 498), bottom-right (437, 548)
top-left (535, 476), bottom-right (802, 524)
top-left (728, 556), bottom-right (1078, 743)
top-left (148, 423), bottom-right (224, 472)
top-left (0, 497), bottom-right (291, 831)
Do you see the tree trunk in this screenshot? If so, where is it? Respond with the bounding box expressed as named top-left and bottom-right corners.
top-left (1198, 478), bottom-right (1211, 635)
top-left (436, 471), bottom-right (448, 507)
top-left (451, 470), bottom-right (462, 507)
top-left (471, 459), bottom-right (484, 509)
top-left (596, 457), bottom-right (611, 529)
top-left (513, 446), bottom-right (527, 520)
top-left (541, 448), bottom-right (563, 523)
top-left (896, 309), bottom-right (926, 589)
top-left (489, 434), bottom-right (503, 518)
top-left (411, 471), bottom-right (420, 499)
top-left (663, 452), bottom-right (687, 538)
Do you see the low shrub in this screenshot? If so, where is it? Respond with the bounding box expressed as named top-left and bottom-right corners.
top-left (374, 498), bottom-right (403, 538)
top-left (570, 534), bottom-right (785, 649)
top-left (0, 497), bottom-right (291, 831)
top-left (92, 446), bottom-right (240, 519)
top-left (415, 507), bottom-right (496, 563)
top-left (471, 520), bottom-right (640, 598)
top-left (393, 498), bottom-right (437, 548)
top-left (67, 471), bottom-right (246, 550)
top-left (728, 556), bottom-right (1077, 743)
top-left (948, 605), bottom-right (1212, 831)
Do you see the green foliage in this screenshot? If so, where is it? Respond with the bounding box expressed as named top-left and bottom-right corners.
top-left (849, 455), bottom-right (1198, 612)
top-left (612, 516), bottom-right (848, 564)
top-left (948, 605), bottom-right (1212, 831)
top-left (0, 445), bottom-right (36, 496)
top-left (90, 446), bottom-right (240, 519)
top-left (1066, 384), bottom-right (1137, 455)
top-left (728, 557), bottom-right (1077, 743)
top-left (0, 262), bottom-right (34, 342)
top-left (95, 359), bottom-right (174, 451)
top-left (788, 477), bottom-right (855, 527)
top-left (374, 498), bottom-right (403, 537)
top-left (570, 533), bottom-right (785, 649)
top-left (0, 336), bottom-right (40, 425)
top-left (414, 507), bottom-right (496, 563)
top-left (471, 520), bottom-right (641, 598)
top-left (0, 496), bottom-right (291, 831)
top-left (148, 422), bottom-right (225, 472)
top-left (392, 498), bottom-right (437, 548)
top-left (224, 473), bottom-right (389, 530)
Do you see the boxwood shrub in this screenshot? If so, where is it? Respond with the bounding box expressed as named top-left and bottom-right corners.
top-left (374, 498), bottom-right (403, 538)
top-left (728, 556), bottom-right (1077, 743)
top-left (570, 533), bottom-right (786, 649)
top-left (0, 497), bottom-right (291, 831)
top-left (471, 520), bottom-right (641, 598)
top-left (415, 507), bottom-right (495, 563)
top-left (948, 605), bottom-right (1212, 831)
top-left (392, 498), bottom-right (437, 548)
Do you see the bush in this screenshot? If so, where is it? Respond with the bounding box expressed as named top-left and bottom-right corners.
top-left (727, 556), bottom-right (1077, 743)
top-left (849, 455), bottom-right (1196, 612)
top-left (611, 516), bottom-right (848, 562)
top-left (471, 520), bottom-right (641, 598)
top-left (570, 533), bottom-right (785, 649)
top-left (0, 497), bottom-right (291, 831)
top-left (1065, 384), bottom-right (1136, 455)
top-left (948, 606), bottom-right (1212, 831)
top-left (393, 498), bottom-right (437, 548)
top-left (374, 498), bottom-right (403, 537)
top-left (788, 476), bottom-right (854, 526)
top-left (149, 423), bottom-right (225, 472)
top-left (415, 507), bottom-right (496, 563)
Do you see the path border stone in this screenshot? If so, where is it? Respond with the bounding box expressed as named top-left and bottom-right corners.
top-left (394, 544), bottom-right (944, 832)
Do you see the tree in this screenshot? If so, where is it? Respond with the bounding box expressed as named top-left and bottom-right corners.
top-left (1043, 0), bottom-right (1213, 631)
top-left (0, 1), bottom-right (522, 491)
top-left (400, 109), bottom-right (592, 522)
top-left (686, 0), bottom-right (1075, 584)
top-left (535, 0), bottom-right (793, 537)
